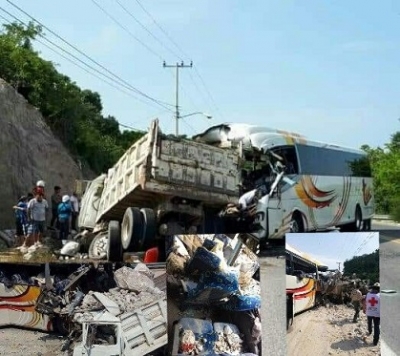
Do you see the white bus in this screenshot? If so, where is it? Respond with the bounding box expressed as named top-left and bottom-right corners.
top-left (194, 123), bottom-right (374, 240)
top-left (286, 243), bottom-right (328, 329)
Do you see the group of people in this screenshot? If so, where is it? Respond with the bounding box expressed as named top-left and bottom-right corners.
top-left (12, 180), bottom-right (80, 253)
top-left (350, 282), bottom-right (381, 346)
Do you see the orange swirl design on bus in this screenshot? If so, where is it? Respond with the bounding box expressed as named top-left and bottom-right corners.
top-left (295, 176), bottom-right (337, 208)
top-left (0, 284), bottom-right (51, 330)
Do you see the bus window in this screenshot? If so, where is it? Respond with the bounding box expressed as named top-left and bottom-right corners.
top-left (271, 146), bottom-right (299, 175)
top-left (295, 144), bottom-right (372, 177)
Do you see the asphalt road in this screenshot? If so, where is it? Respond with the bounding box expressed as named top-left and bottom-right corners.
top-left (373, 221), bottom-right (400, 356)
top-left (259, 253), bottom-right (286, 356)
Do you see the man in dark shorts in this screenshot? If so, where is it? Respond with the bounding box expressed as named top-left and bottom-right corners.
top-left (27, 193), bottom-right (49, 248)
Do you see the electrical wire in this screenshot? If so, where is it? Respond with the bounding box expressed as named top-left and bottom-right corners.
top-left (134, 0), bottom-right (191, 61)
top-left (0, 7), bottom-right (173, 112)
top-left (133, 0), bottom-right (222, 118)
top-left (114, 0), bottom-right (182, 60)
top-left (6, 0), bottom-right (174, 110)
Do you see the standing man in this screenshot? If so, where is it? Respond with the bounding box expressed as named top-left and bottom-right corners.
top-left (27, 193), bottom-right (49, 248)
top-left (51, 186), bottom-right (62, 228)
top-left (69, 192), bottom-right (79, 232)
top-left (364, 283), bottom-right (381, 346)
top-left (350, 283), bottom-right (363, 322)
top-left (58, 195), bottom-right (72, 243)
top-left (12, 196), bottom-right (28, 246)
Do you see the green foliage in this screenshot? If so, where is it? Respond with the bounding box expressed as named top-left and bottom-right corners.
top-left (0, 21), bottom-right (145, 174)
top-left (343, 249), bottom-right (379, 283)
top-left (362, 133), bottom-right (400, 218)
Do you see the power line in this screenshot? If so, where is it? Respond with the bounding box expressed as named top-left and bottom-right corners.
top-left (134, 0), bottom-right (190, 61)
top-left (132, 0), bottom-right (224, 120)
top-left (6, 0), bottom-right (173, 110)
top-left (193, 64), bottom-right (224, 119)
top-left (90, 0), bottom-right (163, 62)
top-left (0, 7), bottom-right (173, 112)
top-left (114, 0), bottom-right (181, 60)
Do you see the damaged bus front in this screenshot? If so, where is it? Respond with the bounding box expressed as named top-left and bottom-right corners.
top-left (194, 122), bottom-right (374, 244)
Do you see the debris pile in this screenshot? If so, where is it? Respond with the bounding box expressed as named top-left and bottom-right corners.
top-left (214, 324), bottom-right (244, 355)
top-left (167, 234), bottom-right (261, 355)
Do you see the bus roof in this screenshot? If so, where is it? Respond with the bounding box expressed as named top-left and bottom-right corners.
top-left (286, 243), bottom-right (329, 271)
top-left (193, 123), bottom-right (364, 155)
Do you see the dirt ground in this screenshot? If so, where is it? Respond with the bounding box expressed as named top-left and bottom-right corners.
top-left (0, 328), bottom-right (68, 356)
top-left (287, 304), bottom-right (381, 356)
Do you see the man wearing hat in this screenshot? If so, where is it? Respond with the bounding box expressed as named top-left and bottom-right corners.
top-left (363, 282), bottom-right (380, 346)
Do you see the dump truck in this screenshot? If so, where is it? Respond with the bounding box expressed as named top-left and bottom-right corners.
top-left (78, 119), bottom-right (243, 262)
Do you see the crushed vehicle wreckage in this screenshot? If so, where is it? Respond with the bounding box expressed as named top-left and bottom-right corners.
top-left (166, 234), bottom-right (262, 355)
top-left (59, 121), bottom-right (295, 262)
top-left (0, 262), bottom-right (168, 355)
top-left (0, 120), bottom-right (301, 262)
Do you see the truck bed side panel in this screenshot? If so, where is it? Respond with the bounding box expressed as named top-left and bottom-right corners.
top-left (96, 120), bottom-right (241, 222)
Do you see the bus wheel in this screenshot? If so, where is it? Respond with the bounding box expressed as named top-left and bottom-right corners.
top-left (290, 213), bottom-right (304, 233)
top-left (353, 206), bottom-right (362, 231)
top-left (362, 218), bottom-right (371, 231)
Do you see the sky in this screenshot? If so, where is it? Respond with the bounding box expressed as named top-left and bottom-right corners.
top-left (1, 0), bottom-right (399, 148)
top-left (286, 232), bottom-right (379, 270)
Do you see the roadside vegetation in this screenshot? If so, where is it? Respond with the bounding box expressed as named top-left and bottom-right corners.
top-left (343, 249), bottom-right (379, 283)
top-left (0, 21), bottom-right (144, 174)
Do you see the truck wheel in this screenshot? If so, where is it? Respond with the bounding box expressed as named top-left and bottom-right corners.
top-left (121, 207), bottom-right (143, 251)
top-left (107, 220), bottom-right (122, 261)
top-left (140, 208), bottom-right (157, 250)
top-left (88, 232), bottom-right (108, 259)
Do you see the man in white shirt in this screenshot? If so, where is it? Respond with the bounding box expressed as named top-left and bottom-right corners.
top-left (27, 193), bottom-right (49, 247)
top-left (363, 283), bottom-right (380, 346)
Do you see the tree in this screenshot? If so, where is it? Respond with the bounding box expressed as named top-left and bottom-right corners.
top-left (0, 21), bottom-right (145, 175)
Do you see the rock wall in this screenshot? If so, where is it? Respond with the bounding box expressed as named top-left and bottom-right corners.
top-left (0, 78), bottom-right (87, 229)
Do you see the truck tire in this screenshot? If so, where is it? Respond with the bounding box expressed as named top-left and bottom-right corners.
top-left (121, 207), bottom-right (143, 251)
top-left (88, 232), bottom-right (108, 260)
top-left (140, 208), bottom-right (157, 250)
top-left (107, 220), bottom-right (122, 261)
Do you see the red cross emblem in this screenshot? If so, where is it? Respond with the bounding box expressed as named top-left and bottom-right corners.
top-left (368, 297), bottom-right (378, 307)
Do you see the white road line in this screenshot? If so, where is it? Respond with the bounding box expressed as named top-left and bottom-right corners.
top-left (381, 339), bottom-right (397, 356)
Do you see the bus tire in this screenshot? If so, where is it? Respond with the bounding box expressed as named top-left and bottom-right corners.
top-left (362, 218), bottom-right (371, 231)
top-left (290, 213), bottom-right (304, 233)
top-left (107, 220), bottom-right (122, 261)
top-left (353, 206), bottom-right (362, 231)
top-left (139, 208), bottom-right (157, 250)
top-left (121, 207), bottom-right (143, 251)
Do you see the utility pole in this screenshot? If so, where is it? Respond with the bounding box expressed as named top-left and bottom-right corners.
top-left (337, 262), bottom-right (341, 272)
top-left (163, 61), bottom-right (193, 136)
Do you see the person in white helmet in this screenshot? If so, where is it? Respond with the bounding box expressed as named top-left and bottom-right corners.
top-left (33, 180), bottom-right (46, 198)
top-left (58, 195), bottom-right (72, 242)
